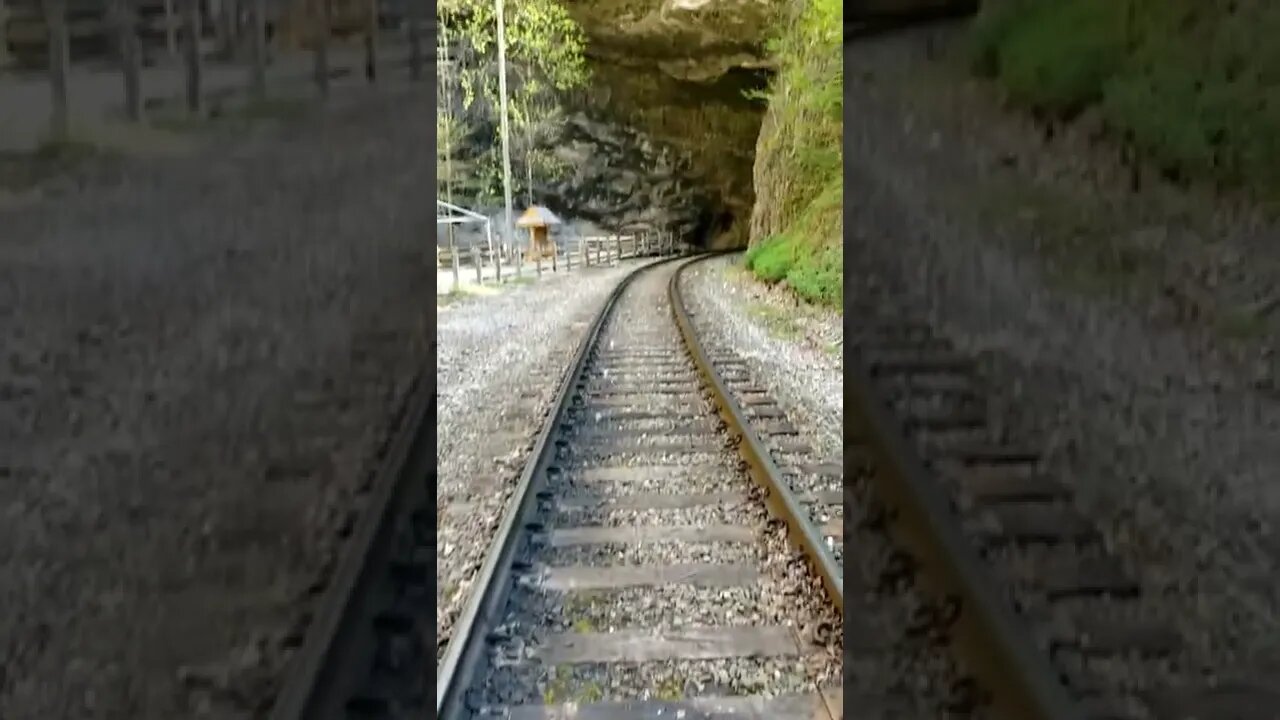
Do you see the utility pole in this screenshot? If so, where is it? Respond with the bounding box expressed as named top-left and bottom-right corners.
top-left (495, 0), bottom-right (517, 278)
top-left (441, 20), bottom-right (459, 292)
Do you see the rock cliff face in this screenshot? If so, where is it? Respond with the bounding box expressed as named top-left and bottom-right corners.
top-left (545, 0), bottom-right (781, 248)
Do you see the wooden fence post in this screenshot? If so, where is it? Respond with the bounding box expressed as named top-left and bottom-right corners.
top-left (43, 0), bottom-right (70, 141)
top-left (181, 0), bottom-right (202, 113)
top-left (249, 0), bottom-right (266, 100)
top-left (163, 0), bottom-right (176, 57)
top-left (115, 0), bottom-right (142, 121)
top-left (363, 0), bottom-right (377, 83)
top-left (314, 0), bottom-right (329, 97)
top-left (0, 0), bottom-right (10, 69)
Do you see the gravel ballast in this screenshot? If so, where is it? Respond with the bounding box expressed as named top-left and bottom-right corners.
top-left (680, 255), bottom-right (843, 461)
top-left (471, 261), bottom-right (843, 711)
top-left (845, 27), bottom-right (1280, 680)
top-left (435, 260), bottom-right (651, 661)
top-left (0, 90), bottom-right (431, 719)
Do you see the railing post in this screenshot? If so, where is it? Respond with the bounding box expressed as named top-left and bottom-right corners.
top-left (0, 0), bottom-right (9, 69)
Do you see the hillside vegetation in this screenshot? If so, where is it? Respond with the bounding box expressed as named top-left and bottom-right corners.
top-left (969, 0), bottom-right (1280, 202)
top-left (745, 0), bottom-right (842, 307)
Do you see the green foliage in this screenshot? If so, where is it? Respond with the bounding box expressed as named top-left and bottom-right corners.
top-left (971, 0), bottom-right (1280, 200)
top-left (967, 0), bottom-right (1038, 77)
top-left (747, 0), bottom-right (842, 308)
top-left (745, 180), bottom-right (843, 306)
top-left (995, 0), bottom-right (1128, 113)
top-left (438, 0), bottom-right (589, 205)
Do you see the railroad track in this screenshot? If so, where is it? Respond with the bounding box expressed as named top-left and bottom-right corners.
top-left (264, 249), bottom-right (1277, 720)
top-left (435, 255), bottom-right (845, 719)
top-left (843, 293), bottom-right (1279, 720)
top-left (264, 254), bottom-right (843, 720)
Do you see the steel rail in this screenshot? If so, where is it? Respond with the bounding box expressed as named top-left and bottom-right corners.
top-left (669, 253), bottom-right (844, 613)
top-left (435, 255), bottom-right (682, 719)
top-left (845, 354), bottom-right (1083, 720)
top-left (268, 364), bottom-right (436, 720)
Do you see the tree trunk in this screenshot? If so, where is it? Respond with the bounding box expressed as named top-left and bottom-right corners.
top-left (43, 0), bottom-right (70, 141)
top-left (1, 0), bottom-right (11, 69)
top-left (313, 0), bottom-right (329, 97)
top-left (181, 0), bottom-right (201, 113)
top-left (363, 0), bottom-right (376, 84)
top-left (248, 0), bottom-right (265, 100)
top-left (115, 0), bottom-right (142, 121)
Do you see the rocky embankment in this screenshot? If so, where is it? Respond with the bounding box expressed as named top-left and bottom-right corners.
top-left (845, 25), bottom-right (1280, 678)
top-left (0, 88), bottom-right (431, 719)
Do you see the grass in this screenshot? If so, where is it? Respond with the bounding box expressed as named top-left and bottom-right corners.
top-left (0, 134), bottom-right (129, 194)
top-left (151, 96), bottom-right (314, 134)
top-left (542, 665), bottom-right (602, 704)
top-left (653, 677), bottom-right (684, 701)
top-left (744, 180), bottom-right (842, 305)
top-left (967, 0), bottom-right (1280, 202)
top-left (747, 301), bottom-right (802, 340)
top-left (959, 174), bottom-right (1165, 296)
top-left (1218, 305), bottom-right (1270, 339)
top-left (746, 0), bottom-right (842, 307)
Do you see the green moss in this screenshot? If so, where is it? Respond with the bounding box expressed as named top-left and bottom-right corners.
top-left (747, 302), bottom-right (802, 339)
top-left (653, 677), bottom-right (684, 701)
top-left (971, 0), bottom-right (1280, 201)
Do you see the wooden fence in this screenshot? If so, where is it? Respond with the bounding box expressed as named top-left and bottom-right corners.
top-left (2, 0), bottom-right (178, 66)
top-left (437, 233), bottom-right (684, 286)
top-left (0, 0), bottom-right (405, 67)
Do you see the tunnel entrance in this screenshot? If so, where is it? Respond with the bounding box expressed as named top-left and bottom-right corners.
top-left (547, 56), bottom-right (771, 250)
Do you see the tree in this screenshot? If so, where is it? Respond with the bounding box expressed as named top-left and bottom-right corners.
top-left (438, 0), bottom-right (588, 206)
